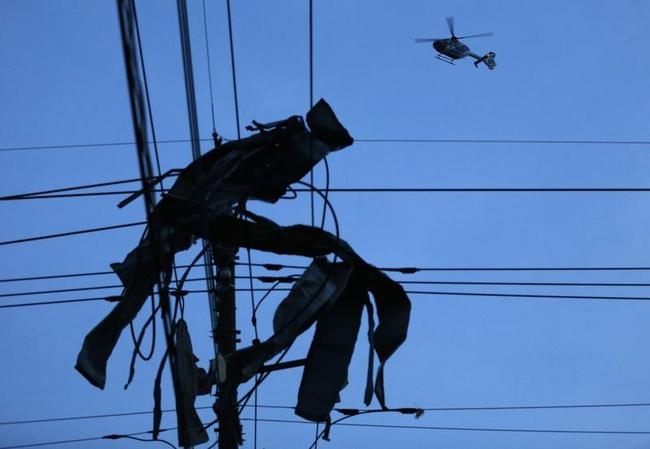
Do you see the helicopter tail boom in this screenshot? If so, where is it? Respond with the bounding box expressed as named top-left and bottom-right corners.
top-left (471, 51), bottom-right (497, 70)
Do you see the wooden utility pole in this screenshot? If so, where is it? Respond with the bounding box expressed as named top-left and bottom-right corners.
top-left (213, 246), bottom-right (241, 449)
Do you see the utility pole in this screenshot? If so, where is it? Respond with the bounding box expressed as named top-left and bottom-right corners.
top-left (213, 246), bottom-right (241, 449)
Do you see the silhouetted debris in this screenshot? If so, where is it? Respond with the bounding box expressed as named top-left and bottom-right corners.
top-left (174, 320), bottom-right (209, 446)
top-left (75, 99), bottom-right (410, 442)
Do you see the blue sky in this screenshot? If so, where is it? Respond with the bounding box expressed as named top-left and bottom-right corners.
top-left (2, 1), bottom-right (650, 448)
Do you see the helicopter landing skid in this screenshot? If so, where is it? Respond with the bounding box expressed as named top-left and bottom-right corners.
top-left (435, 53), bottom-right (455, 64)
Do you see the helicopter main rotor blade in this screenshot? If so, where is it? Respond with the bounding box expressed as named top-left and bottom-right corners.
top-left (457, 31), bottom-right (494, 39)
top-left (446, 16), bottom-right (455, 37)
top-left (414, 38), bottom-right (442, 42)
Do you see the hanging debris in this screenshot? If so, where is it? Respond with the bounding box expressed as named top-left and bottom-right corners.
top-left (75, 98), bottom-right (352, 390)
top-left (75, 99), bottom-right (411, 446)
top-left (177, 214), bottom-right (411, 419)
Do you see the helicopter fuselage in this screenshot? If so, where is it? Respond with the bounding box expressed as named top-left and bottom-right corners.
top-left (433, 37), bottom-right (470, 60)
top-left (416, 18), bottom-right (496, 69)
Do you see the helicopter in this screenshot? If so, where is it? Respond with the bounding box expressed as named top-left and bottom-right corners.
top-left (415, 17), bottom-right (496, 70)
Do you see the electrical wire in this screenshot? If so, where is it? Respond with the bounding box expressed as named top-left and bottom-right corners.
top-left (0, 284), bottom-right (120, 298)
top-left (5, 278), bottom-right (650, 301)
top-left (3, 137), bottom-right (648, 153)
top-left (0, 428), bottom-right (176, 449)
top-left (398, 280), bottom-right (650, 287)
top-left (226, 0), bottom-right (241, 138)
top-left (405, 290), bottom-right (650, 301)
top-left (0, 270), bottom-right (114, 283)
top-left (319, 157), bottom-right (331, 229)
top-left (356, 138), bottom-right (650, 145)
top-left (6, 416), bottom-right (650, 449)
top-left (294, 187), bottom-right (650, 193)
top-left (0, 138), bottom-right (211, 153)
top-left (308, 0), bottom-right (315, 228)
top-left (0, 221), bottom-right (146, 247)
top-left (5, 401), bottom-right (650, 427)
top-left (0, 296), bottom-right (107, 309)
top-left (9, 287), bottom-right (650, 310)
top-left (132, 1), bottom-right (163, 189)
top-left (298, 419), bottom-right (650, 436)
top-left (112, 435), bottom-right (176, 449)
top-left (5, 185), bottom-right (650, 202)
top-left (6, 276), bottom-right (650, 300)
top-left (23, 266), bottom-right (650, 285)
top-left (239, 261), bottom-right (650, 272)
top-left (201, 0), bottom-right (217, 133)
top-left (0, 177), bottom-right (142, 201)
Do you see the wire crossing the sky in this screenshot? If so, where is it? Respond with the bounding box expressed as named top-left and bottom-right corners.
top-left (2, 137), bottom-right (649, 152)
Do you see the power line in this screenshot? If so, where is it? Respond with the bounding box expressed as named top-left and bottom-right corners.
top-left (7, 287), bottom-right (650, 310)
top-left (5, 264), bottom-right (650, 287)
top-left (0, 284), bottom-right (119, 298)
top-left (0, 436), bottom-right (107, 449)
top-left (0, 176), bottom-right (146, 201)
top-left (0, 405), bottom-right (288, 427)
top-left (2, 137), bottom-right (649, 153)
top-left (201, 0), bottom-right (217, 133)
top-left (0, 270), bottom-right (114, 283)
top-left (420, 402), bottom-right (650, 412)
top-left (296, 187), bottom-right (650, 193)
top-left (5, 418), bottom-right (650, 449)
top-left (0, 429), bottom-right (171, 449)
top-left (160, 288), bottom-right (650, 302)
top-left (4, 401), bottom-right (650, 428)
top-left (0, 296), bottom-right (110, 310)
top-left (0, 221), bottom-right (146, 246)
top-left (6, 278), bottom-right (650, 300)
top-left (0, 138), bottom-right (213, 153)
top-left (246, 418), bottom-right (650, 436)
top-left (5, 186), bottom-right (650, 202)
top-left (241, 262), bottom-right (650, 272)
top-left (399, 280), bottom-right (650, 287)
top-left (356, 138), bottom-right (650, 145)
top-left (407, 290), bottom-right (650, 301)
top-left (226, 0), bottom-right (241, 138)
top-left (0, 191), bottom-right (147, 201)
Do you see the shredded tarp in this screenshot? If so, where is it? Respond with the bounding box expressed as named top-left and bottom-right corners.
top-left (173, 214), bottom-right (411, 419)
top-left (75, 99), bottom-right (352, 390)
top-left (75, 98), bottom-right (410, 436)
